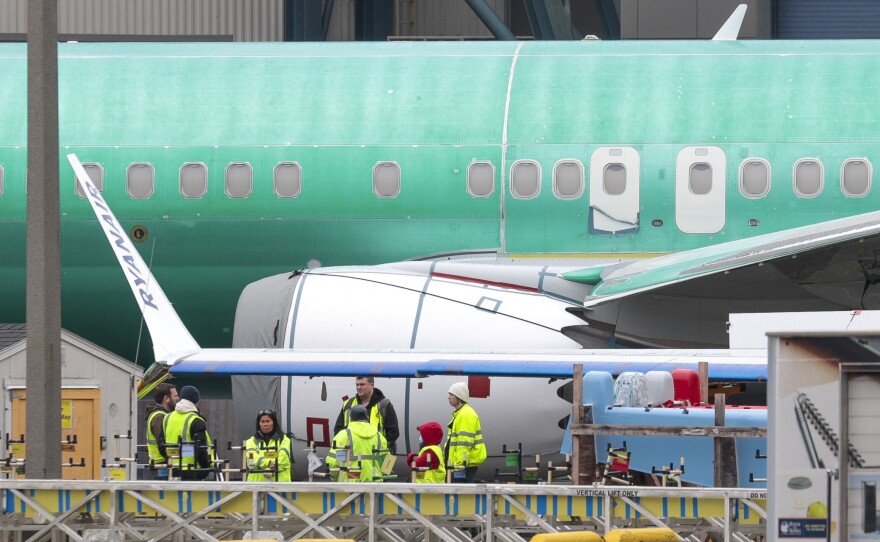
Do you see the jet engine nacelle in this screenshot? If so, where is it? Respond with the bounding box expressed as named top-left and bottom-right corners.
top-left (236, 264), bottom-right (589, 350)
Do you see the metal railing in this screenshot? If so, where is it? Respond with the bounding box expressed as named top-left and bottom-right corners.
top-left (0, 480), bottom-right (766, 542)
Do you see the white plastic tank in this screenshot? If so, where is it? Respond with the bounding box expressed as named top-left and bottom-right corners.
top-left (645, 370), bottom-right (674, 406)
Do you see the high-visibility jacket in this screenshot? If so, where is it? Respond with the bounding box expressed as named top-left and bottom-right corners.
top-left (445, 403), bottom-right (486, 468)
top-left (163, 410), bottom-right (214, 470)
top-left (326, 421), bottom-right (387, 482)
top-left (146, 409), bottom-right (169, 463)
top-left (245, 433), bottom-right (292, 482)
top-left (340, 396), bottom-right (391, 440)
top-left (413, 444), bottom-right (446, 483)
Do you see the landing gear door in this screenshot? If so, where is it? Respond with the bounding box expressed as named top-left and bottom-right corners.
top-left (675, 146), bottom-right (726, 234)
top-left (589, 147), bottom-right (640, 235)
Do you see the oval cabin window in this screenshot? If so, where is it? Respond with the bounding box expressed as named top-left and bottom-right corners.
top-left (794, 159), bottom-right (823, 197)
top-left (127, 163), bottom-right (155, 199)
top-left (226, 163), bottom-right (253, 199)
top-left (842, 159), bottom-right (871, 197)
top-left (740, 159), bottom-right (770, 198)
top-left (603, 163), bottom-right (626, 196)
top-left (511, 160), bottom-right (540, 199)
top-left (689, 163), bottom-right (712, 195)
top-left (274, 162), bottom-right (302, 198)
top-left (180, 162), bottom-right (208, 198)
top-left (373, 162), bottom-right (400, 198)
top-left (75, 162), bottom-right (104, 198)
top-left (467, 161), bottom-right (495, 198)
top-left (553, 160), bottom-right (584, 199)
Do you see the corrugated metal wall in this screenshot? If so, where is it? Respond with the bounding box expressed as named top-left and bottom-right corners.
top-left (410, 0), bottom-right (508, 38)
top-left (776, 0), bottom-right (880, 39)
top-left (0, 0), bottom-right (508, 41)
top-left (0, 0), bottom-right (285, 41)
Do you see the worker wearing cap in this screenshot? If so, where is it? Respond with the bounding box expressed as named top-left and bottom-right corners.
top-left (326, 405), bottom-right (388, 482)
top-left (163, 385), bottom-right (216, 480)
top-left (444, 382), bottom-right (486, 483)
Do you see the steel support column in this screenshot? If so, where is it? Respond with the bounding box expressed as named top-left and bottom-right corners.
top-left (355, 0), bottom-right (393, 41)
top-left (26, 0), bottom-right (62, 480)
top-left (464, 0), bottom-right (516, 40)
top-left (522, 0), bottom-right (555, 39)
top-left (285, 0), bottom-right (324, 41)
top-left (322, 0), bottom-right (336, 40)
top-left (594, 0), bottom-right (620, 39)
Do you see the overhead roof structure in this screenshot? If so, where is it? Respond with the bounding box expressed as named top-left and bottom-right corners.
top-left (0, 323), bottom-right (26, 351)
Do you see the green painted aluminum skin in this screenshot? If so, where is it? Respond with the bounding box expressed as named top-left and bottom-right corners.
top-left (0, 41), bottom-right (879, 364)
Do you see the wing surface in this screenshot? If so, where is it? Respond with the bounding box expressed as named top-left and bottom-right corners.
top-left (562, 211), bottom-right (880, 307)
top-left (68, 154), bottom-right (767, 384)
top-left (170, 348), bottom-right (767, 380)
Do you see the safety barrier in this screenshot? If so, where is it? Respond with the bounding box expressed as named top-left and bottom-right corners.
top-left (0, 480), bottom-right (766, 542)
top-left (604, 527), bottom-right (678, 542)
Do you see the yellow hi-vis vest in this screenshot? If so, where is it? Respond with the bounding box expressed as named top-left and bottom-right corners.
top-left (245, 434), bottom-right (292, 482)
top-left (414, 444), bottom-right (446, 483)
top-left (146, 409), bottom-right (168, 464)
top-left (163, 410), bottom-right (214, 470)
top-left (446, 403), bottom-right (487, 468)
top-left (326, 423), bottom-right (387, 482)
top-left (342, 396), bottom-right (390, 437)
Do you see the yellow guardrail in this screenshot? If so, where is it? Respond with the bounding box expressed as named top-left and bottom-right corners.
top-left (0, 480), bottom-right (767, 542)
top-left (605, 527), bottom-right (678, 542)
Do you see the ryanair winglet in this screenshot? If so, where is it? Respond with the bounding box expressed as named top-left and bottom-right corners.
top-left (67, 154), bottom-right (200, 365)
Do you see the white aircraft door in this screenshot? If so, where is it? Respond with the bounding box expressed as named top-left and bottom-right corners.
top-left (675, 146), bottom-right (726, 234)
top-left (589, 147), bottom-right (640, 234)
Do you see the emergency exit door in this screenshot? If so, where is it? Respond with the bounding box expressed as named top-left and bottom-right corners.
top-left (10, 388), bottom-right (101, 480)
top-left (589, 146), bottom-right (640, 234)
top-left (675, 146), bottom-right (726, 234)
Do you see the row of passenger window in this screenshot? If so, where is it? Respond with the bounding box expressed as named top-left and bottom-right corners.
top-left (740, 157), bottom-right (873, 198)
top-left (505, 156), bottom-right (874, 200)
top-left (0, 154), bottom-right (872, 199)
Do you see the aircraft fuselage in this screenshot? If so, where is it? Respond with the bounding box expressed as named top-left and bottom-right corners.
top-left (2, 40), bottom-right (880, 362)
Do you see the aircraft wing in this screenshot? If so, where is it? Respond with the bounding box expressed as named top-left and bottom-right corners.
top-left (169, 348), bottom-right (767, 380)
top-left (562, 211), bottom-right (880, 308)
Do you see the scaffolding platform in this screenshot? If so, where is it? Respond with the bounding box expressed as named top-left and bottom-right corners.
top-left (0, 480), bottom-right (767, 542)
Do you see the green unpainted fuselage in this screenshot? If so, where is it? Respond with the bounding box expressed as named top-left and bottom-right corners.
top-left (1, 40), bottom-right (879, 364)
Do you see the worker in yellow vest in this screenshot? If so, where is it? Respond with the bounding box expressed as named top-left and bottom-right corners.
top-left (245, 409), bottom-right (292, 481)
top-left (163, 385), bottom-right (216, 480)
top-left (326, 405), bottom-right (387, 482)
top-left (444, 382), bottom-right (486, 483)
top-left (406, 422), bottom-right (445, 483)
top-left (143, 383), bottom-right (178, 478)
top-left (334, 376), bottom-right (400, 453)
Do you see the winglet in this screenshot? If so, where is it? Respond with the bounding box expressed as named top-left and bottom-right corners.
top-left (712, 3), bottom-right (747, 40)
top-left (67, 154), bottom-right (200, 365)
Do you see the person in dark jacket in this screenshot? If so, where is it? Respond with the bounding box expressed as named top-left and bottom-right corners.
top-left (333, 376), bottom-right (400, 454)
top-left (163, 385), bottom-right (216, 480)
